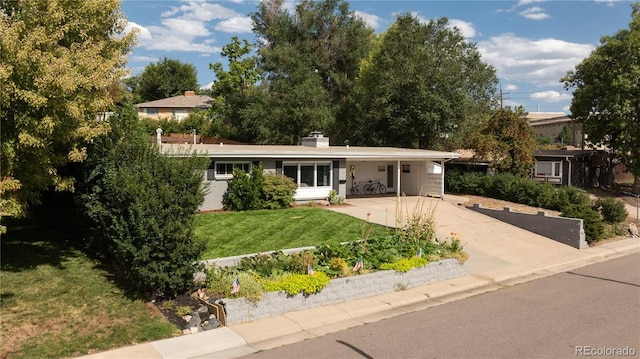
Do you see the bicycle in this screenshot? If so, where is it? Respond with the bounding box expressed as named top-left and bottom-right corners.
top-left (350, 181), bottom-right (365, 195)
top-left (363, 179), bottom-right (386, 194)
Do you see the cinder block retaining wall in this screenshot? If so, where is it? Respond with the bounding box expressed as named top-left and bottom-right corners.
top-left (468, 203), bottom-right (587, 249)
top-left (223, 259), bottom-right (466, 325)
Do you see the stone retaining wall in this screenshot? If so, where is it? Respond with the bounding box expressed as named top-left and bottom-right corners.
top-left (468, 203), bottom-right (587, 249)
top-left (223, 259), bottom-right (466, 325)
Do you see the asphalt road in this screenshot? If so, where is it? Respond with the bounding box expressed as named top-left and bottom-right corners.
top-left (241, 253), bottom-right (640, 359)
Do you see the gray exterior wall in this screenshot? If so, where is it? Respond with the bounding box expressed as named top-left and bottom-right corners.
top-left (468, 204), bottom-right (587, 249)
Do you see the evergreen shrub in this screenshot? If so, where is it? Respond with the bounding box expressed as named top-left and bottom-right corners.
top-left (595, 197), bottom-right (628, 223)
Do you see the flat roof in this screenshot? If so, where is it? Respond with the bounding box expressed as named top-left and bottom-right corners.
top-left (160, 143), bottom-right (460, 161)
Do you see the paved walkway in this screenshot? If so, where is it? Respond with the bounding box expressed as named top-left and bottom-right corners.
top-left (79, 195), bottom-right (640, 359)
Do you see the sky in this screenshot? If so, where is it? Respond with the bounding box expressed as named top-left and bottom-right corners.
top-left (122, 0), bottom-right (635, 114)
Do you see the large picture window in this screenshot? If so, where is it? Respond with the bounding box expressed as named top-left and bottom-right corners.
top-left (535, 161), bottom-right (562, 177)
top-left (283, 162), bottom-right (332, 188)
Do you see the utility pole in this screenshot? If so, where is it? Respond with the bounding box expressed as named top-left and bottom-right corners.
top-left (499, 85), bottom-right (509, 108)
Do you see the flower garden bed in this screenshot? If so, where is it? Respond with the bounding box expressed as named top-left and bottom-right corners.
top-left (222, 258), bottom-right (466, 325)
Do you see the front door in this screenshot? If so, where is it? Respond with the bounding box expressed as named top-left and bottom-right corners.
top-left (386, 164), bottom-right (394, 192)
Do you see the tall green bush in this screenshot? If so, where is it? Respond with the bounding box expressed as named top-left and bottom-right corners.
top-left (80, 104), bottom-right (208, 297)
top-left (223, 166), bottom-right (263, 211)
top-left (261, 173), bottom-right (297, 209)
top-left (561, 204), bottom-right (605, 243)
top-left (595, 197), bottom-right (628, 223)
top-left (223, 165), bottom-right (296, 211)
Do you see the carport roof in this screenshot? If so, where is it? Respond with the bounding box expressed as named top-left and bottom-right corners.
top-left (160, 143), bottom-right (460, 161)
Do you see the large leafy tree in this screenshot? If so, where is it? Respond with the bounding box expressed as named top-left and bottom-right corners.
top-left (249, 0), bottom-right (374, 144)
top-left (351, 14), bottom-right (498, 150)
top-left (124, 57), bottom-right (199, 103)
top-left (209, 36), bottom-right (264, 142)
top-left (562, 3), bottom-right (640, 186)
top-left (0, 0), bottom-right (135, 217)
top-left (468, 107), bottom-right (537, 177)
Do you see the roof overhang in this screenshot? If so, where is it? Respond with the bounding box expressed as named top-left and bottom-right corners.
top-left (159, 143), bottom-right (460, 161)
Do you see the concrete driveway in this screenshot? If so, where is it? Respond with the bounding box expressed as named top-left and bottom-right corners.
top-left (327, 195), bottom-right (615, 281)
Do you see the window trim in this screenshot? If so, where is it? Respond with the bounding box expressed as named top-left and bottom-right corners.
top-left (534, 161), bottom-right (562, 177)
top-left (283, 161), bottom-right (332, 188)
top-left (209, 161), bottom-right (252, 180)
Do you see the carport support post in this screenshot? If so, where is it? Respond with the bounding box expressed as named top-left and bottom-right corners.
top-left (396, 160), bottom-right (401, 197)
top-left (441, 159), bottom-right (445, 200)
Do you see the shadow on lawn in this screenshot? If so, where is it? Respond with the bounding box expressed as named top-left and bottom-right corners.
top-left (0, 217), bottom-right (80, 272)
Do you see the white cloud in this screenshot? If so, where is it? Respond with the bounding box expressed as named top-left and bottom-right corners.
top-left (130, 55), bottom-right (159, 63)
top-left (516, 0), bottom-right (546, 6)
top-left (530, 90), bottom-right (572, 102)
top-left (595, 0), bottom-right (623, 7)
top-left (215, 16), bottom-right (254, 33)
top-left (505, 84), bottom-right (518, 91)
top-left (447, 19), bottom-right (476, 38)
top-left (124, 21), bottom-right (152, 41)
top-left (201, 81), bottom-right (214, 90)
top-left (354, 10), bottom-right (384, 30)
top-left (127, 1), bottom-right (247, 54)
top-left (478, 34), bottom-right (594, 86)
top-left (562, 105), bottom-right (571, 112)
top-left (162, 2), bottom-right (241, 21)
top-left (519, 7), bottom-right (550, 20)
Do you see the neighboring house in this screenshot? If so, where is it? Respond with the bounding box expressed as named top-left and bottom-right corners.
top-left (527, 112), bottom-right (583, 147)
top-left (533, 149), bottom-right (609, 187)
top-left (135, 91), bottom-right (214, 120)
top-left (160, 133), bottom-right (460, 211)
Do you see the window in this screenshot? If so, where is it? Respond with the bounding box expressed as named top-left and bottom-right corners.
top-left (208, 161), bottom-right (251, 180)
top-left (283, 162), bottom-right (332, 188)
top-left (172, 109), bottom-right (188, 120)
top-left (535, 161), bottom-right (562, 177)
top-left (145, 108), bottom-right (157, 115)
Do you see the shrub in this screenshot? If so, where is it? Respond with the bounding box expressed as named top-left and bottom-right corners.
top-left (262, 272), bottom-right (330, 296)
top-left (379, 257), bottom-right (428, 272)
top-left (223, 167), bottom-right (263, 211)
top-left (595, 197), bottom-right (628, 223)
top-left (561, 204), bottom-right (605, 243)
top-left (328, 190), bottom-right (345, 205)
top-left (81, 104), bottom-right (208, 297)
top-left (206, 268), bottom-right (264, 303)
top-left (261, 173), bottom-right (297, 209)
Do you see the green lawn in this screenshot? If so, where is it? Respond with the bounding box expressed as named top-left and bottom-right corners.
top-left (196, 207), bottom-right (391, 259)
top-left (0, 219), bottom-right (179, 359)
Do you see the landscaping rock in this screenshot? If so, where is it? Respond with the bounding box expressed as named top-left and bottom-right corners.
top-left (629, 223), bottom-right (639, 237)
top-left (186, 312), bottom-right (201, 329)
top-left (202, 318), bottom-right (222, 330)
top-left (197, 305), bottom-right (209, 318)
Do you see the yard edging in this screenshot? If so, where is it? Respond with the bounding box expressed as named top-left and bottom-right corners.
top-left (222, 258), bottom-right (466, 325)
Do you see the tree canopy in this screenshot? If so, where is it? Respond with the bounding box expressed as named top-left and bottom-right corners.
top-left (247, 0), bottom-right (374, 144)
top-left (124, 57), bottom-right (200, 103)
top-left (0, 0), bottom-right (135, 217)
top-left (350, 14), bottom-right (498, 150)
top-left (468, 107), bottom-right (537, 177)
top-left (562, 3), bottom-right (640, 182)
top-left (209, 36), bottom-right (264, 142)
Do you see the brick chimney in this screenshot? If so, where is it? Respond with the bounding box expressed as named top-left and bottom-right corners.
top-left (184, 91), bottom-right (195, 97)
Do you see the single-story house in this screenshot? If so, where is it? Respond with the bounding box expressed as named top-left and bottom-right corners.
top-left (135, 91), bottom-right (214, 120)
top-left (533, 149), bottom-right (609, 187)
top-left (160, 133), bottom-right (460, 211)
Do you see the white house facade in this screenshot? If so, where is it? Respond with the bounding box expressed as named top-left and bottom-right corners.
top-left (160, 134), bottom-right (460, 211)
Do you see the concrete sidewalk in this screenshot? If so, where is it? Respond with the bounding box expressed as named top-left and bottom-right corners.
top-left (79, 196), bottom-right (640, 359)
